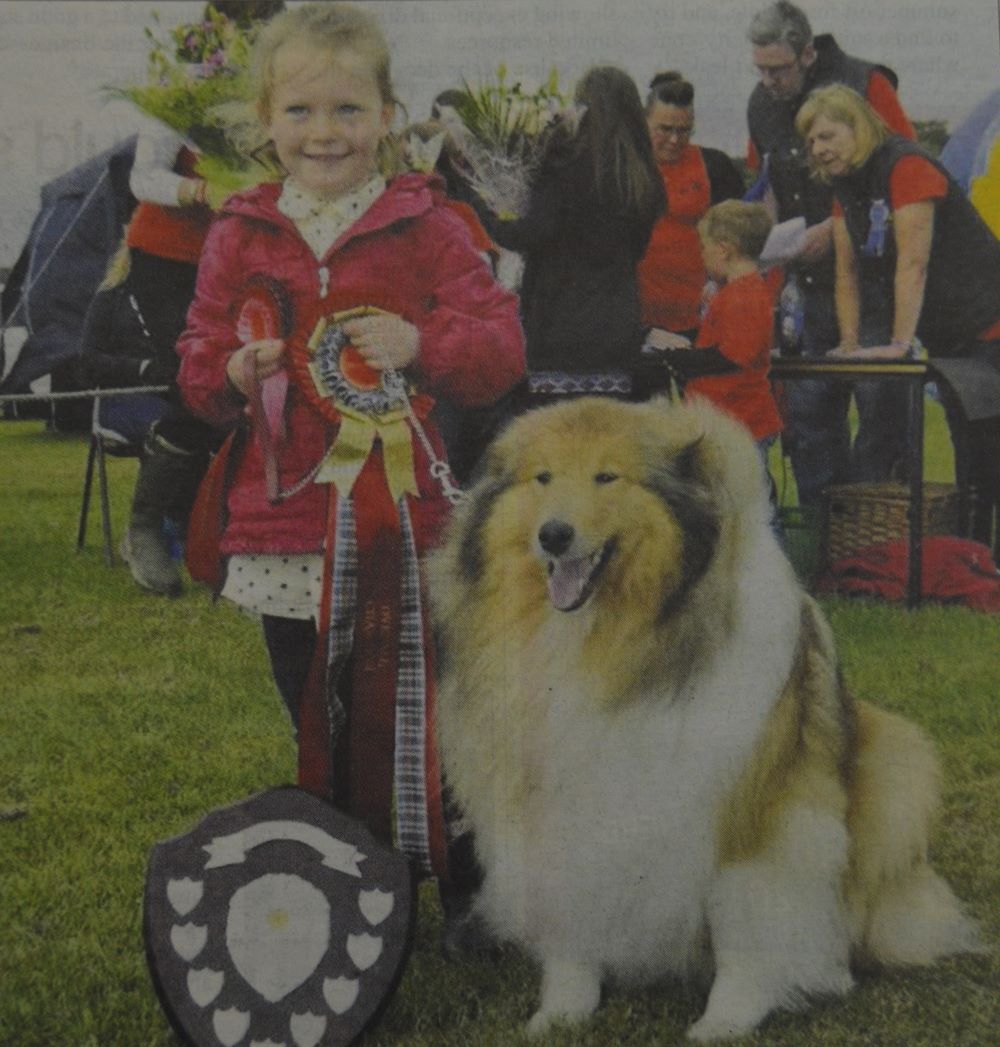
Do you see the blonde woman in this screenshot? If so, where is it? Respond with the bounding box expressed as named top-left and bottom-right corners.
top-left (797, 83), bottom-right (1000, 543)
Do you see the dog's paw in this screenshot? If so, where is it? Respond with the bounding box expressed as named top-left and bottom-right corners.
top-left (687, 1013), bottom-right (758, 1042)
top-left (525, 1007), bottom-right (591, 1040)
top-left (526, 958), bottom-right (601, 1038)
top-left (687, 977), bottom-right (771, 1041)
top-left (525, 1010), bottom-right (556, 1039)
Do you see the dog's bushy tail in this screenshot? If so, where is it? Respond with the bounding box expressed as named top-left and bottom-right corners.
top-left (846, 701), bottom-right (982, 966)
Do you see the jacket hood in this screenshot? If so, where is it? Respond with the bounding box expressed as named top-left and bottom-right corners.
top-left (218, 172), bottom-right (441, 237)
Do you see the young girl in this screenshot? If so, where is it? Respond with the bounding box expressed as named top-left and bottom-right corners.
top-left (176, 1), bottom-right (525, 887)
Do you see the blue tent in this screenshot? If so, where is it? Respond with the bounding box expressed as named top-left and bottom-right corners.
top-left (0, 136), bottom-right (137, 397)
top-left (940, 88), bottom-right (1000, 192)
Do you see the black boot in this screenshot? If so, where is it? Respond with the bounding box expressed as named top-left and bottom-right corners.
top-left (121, 430), bottom-right (204, 596)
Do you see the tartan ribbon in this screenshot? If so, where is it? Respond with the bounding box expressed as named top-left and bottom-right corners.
top-left (322, 493), bottom-right (357, 744)
top-left (393, 497), bottom-right (433, 875)
top-left (296, 461), bottom-right (438, 878)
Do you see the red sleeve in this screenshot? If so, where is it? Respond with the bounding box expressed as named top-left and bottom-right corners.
top-left (866, 72), bottom-right (916, 140)
top-left (696, 279), bottom-right (773, 366)
top-left (443, 200), bottom-right (500, 259)
top-left (176, 215), bottom-right (248, 428)
top-left (409, 206), bottom-right (526, 408)
top-left (888, 155), bottom-right (948, 209)
top-left (747, 138), bottom-right (761, 173)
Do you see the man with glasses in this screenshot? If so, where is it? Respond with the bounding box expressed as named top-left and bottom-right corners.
top-left (746, 1), bottom-right (915, 508)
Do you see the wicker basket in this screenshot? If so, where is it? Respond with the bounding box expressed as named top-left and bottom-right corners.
top-left (822, 481), bottom-right (960, 564)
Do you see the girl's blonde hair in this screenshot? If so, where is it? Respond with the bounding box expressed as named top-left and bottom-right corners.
top-left (795, 84), bottom-right (890, 181)
top-left (99, 236), bottom-right (132, 291)
top-left (243, 1), bottom-right (404, 176)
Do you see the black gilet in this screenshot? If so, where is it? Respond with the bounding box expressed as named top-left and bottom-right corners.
top-left (747, 34), bottom-right (897, 288)
top-left (833, 136), bottom-right (1000, 352)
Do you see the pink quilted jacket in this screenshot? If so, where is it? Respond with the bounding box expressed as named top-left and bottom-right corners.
top-left (177, 174), bottom-right (525, 554)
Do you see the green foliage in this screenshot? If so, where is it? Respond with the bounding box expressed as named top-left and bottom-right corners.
top-left (144, 3), bottom-right (253, 77)
top-left (438, 65), bottom-right (576, 218)
top-left (107, 73), bottom-right (252, 171)
top-left (105, 4), bottom-right (268, 189)
top-left (449, 65), bottom-right (571, 162)
top-left (0, 418), bottom-right (997, 1046)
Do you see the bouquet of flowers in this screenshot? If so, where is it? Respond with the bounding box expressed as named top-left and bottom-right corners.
top-left (106, 4), bottom-right (274, 196)
top-left (436, 65), bottom-right (580, 218)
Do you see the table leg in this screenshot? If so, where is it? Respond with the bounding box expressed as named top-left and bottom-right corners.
top-left (906, 376), bottom-right (925, 608)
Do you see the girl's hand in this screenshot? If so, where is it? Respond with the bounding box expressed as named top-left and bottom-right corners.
top-left (226, 338), bottom-right (285, 396)
top-left (644, 327), bottom-right (693, 352)
top-left (177, 177), bottom-right (208, 207)
top-left (342, 313), bottom-right (420, 371)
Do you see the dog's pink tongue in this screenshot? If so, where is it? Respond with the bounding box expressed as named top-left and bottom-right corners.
top-left (547, 556), bottom-right (590, 611)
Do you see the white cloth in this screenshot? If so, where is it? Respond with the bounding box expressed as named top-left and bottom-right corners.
top-left (129, 121), bottom-right (195, 206)
top-left (221, 553), bottom-right (324, 620)
top-left (277, 176), bottom-right (385, 259)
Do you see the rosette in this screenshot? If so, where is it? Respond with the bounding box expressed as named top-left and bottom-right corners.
top-left (289, 296), bottom-right (418, 503)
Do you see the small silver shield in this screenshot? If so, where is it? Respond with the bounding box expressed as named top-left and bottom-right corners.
top-left (144, 787), bottom-right (415, 1046)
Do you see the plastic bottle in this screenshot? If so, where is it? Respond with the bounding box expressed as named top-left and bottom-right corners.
top-left (778, 274), bottom-right (804, 356)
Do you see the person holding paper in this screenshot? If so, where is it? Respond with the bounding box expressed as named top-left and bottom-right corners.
top-left (745, 0), bottom-right (915, 507)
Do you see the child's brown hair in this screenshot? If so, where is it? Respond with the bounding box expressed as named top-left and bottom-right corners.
top-left (697, 200), bottom-right (773, 261)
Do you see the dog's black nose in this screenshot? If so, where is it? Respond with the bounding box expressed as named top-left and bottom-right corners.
top-left (538, 519), bottom-right (575, 556)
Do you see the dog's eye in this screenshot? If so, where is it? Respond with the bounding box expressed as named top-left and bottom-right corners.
top-left (535, 471), bottom-right (552, 485)
top-left (594, 472), bottom-right (619, 485)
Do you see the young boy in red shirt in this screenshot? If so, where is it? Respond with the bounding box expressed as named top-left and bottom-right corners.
top-left (683, 200), bottom-right (783, 457)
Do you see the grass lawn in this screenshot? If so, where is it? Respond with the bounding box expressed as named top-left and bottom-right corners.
top-left (1, 409), bottom-right (998, 1046)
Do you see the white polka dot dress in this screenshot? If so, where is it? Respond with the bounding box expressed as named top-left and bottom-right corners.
top-left (221, 553), bottom-right (324, 620)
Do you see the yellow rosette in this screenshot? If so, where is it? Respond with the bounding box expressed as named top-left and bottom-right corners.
top-left (298, 308), bottom-right (419, 506)
top-left (314, 401), bottom-right (417, 503)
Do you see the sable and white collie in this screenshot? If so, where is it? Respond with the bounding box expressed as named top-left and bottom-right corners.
top-left (428, 396), bottom-right (979, 1040)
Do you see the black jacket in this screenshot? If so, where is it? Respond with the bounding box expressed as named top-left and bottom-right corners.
top-left (702, 147), bottom-right (747, 205)
top-left (747, 34), bottom-right (897, 289)
top-left (77, 250), bottom-right (197, 389)
top-left (833, 136), bottom-right (1000, 350)
top-left (473, 150), bottom-right (663, 373)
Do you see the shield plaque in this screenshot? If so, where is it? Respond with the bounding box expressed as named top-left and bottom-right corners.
top-left (144, 786), bottom-right (415, 1047)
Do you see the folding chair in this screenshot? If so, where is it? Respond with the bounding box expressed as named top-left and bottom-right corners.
top-left (76, 392), bottom-right (143, 565)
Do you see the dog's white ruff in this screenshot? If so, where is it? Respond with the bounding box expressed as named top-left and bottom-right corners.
top-left (470, 523), bottom-right (842, 1036)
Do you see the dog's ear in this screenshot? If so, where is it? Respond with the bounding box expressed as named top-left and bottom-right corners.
top-left (458, 457), bottom-right (516, 585)
top-left (466, 440), bottom-right (507, 489)
top-left (643, 429), bottom-right (721, 620)
top-left (669, 432), bottom-right (705, 484)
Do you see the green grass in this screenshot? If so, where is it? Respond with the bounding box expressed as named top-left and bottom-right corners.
top-left (1, 415), bottom-right (998, 1046)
